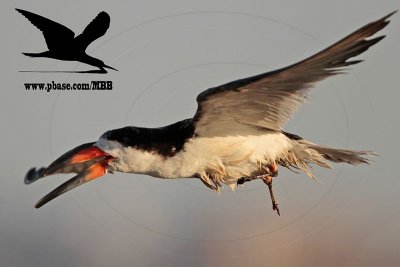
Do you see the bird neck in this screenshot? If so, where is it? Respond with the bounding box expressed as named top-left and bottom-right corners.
top-left (95, 119), bottom-right (196, 178)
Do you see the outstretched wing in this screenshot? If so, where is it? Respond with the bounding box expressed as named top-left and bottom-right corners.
top-left (74, 11), bottom-right (110, 51)
top-left (193, 12), bottom-right (395, 137)
top-left (16, 8), bottom-right (75, 51)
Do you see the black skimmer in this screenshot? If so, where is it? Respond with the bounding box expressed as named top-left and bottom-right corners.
top-left (16, 8), bottom-right (117, 73)
top-left (26, 12), bottom-right (395, 215)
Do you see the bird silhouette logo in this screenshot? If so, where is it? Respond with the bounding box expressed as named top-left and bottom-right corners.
top-left (16, 8), bottom-right (118, 73)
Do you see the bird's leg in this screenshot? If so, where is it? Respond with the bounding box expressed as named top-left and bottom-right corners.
top-left (263, 162), bottom-right (280, 215)
top-left (237, 162), bottom-right (278, 185)
top-left (262, 175), bottom-right (280, 216)
top-left (236, 162), bottom-right (280, 215)
top-left (267, 162), bottom-right (278, 177)
top-left (237, 176), bottom-right (254, 185)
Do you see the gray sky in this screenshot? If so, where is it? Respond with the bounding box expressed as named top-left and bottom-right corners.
top-left (1, 0), bottom-right (399, 266)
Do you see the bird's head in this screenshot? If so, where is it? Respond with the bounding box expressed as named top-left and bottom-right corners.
top-left (82, 56), bottom-right (118, 72)
top-left (26, 142), bottom-right (115, 208)
top-left (103, 62), bottom-right (118, 72)
top-left (96, 58), bottom-right (118, 72)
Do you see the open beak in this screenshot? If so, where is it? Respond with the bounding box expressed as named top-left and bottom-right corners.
top-left (104, 64), bottom-right (118, 71)
top-left (26, 143), bottom-right (114, 208)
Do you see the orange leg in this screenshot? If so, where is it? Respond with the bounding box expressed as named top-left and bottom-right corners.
top-left (263, 162), bottom-right (280, 215)
top-left (262, 175), bottom-right (280, 216)
top-left (237, 162), bottom-right (281, 215)
top-left (267, 162), bottom-right (278, 177)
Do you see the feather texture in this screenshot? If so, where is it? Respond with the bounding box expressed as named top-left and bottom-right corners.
top-left (194, 12), bottom-right (395, 137)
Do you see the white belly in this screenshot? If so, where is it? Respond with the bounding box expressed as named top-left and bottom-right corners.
top-left (95, 131), bottom-right (293, 187)
top-left (179, 132), bottom-right (293, 183)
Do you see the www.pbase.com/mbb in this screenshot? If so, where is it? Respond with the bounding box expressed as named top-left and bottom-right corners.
top-left (24, 81), bottom-right (113, 92)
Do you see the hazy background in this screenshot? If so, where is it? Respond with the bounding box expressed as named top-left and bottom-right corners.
top-left (1, 0), bottom-right (399, 266)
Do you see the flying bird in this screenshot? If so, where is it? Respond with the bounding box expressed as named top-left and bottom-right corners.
top-left (16, 8), bottom-right (117, 73)
top-left (25, 12), bottom-right (395, 215)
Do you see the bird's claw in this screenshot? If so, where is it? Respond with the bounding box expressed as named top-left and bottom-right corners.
top-left (272, 199), bottom-right (280, 216)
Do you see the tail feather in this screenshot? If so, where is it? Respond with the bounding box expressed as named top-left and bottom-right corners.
top-left (284, 135), bottom-right (377, 180)
top-left (22, 52), bottom-right (44, 57)
top-left (308, 145), bottom-right (377, 165)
